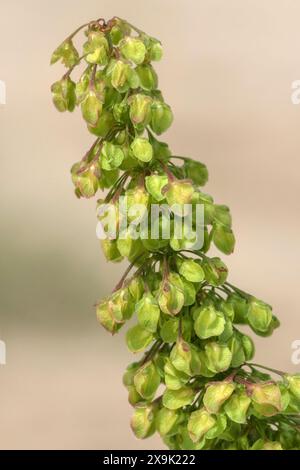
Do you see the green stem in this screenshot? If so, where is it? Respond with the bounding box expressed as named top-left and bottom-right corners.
top-left (132, 256), bottom-right (154, 280)
top-left (113, 260), bottom-right (138, 292)
top-left (162, 255), bottom-right (170, 281)
top-left (247, 363), bottom-right (286, 377)
top-left (111, 173), bottom-right (129, 203)
top-left (116, 17), bottom-right (146, 37)
top-left (113, 253), bottom-right (147, 292)
top-left (214, 285), bottom-right (232, 296)
top-left (90, 64), bottom-right (97, 89)
top-left (158, 160), bottom-right (176, 182)
top-left (225, 282), bottom-right (251, 299)
top-left (179, 249), bottom-right (208, 261)
top-left (105, 172), bottom-right (128, 203)
top-left (67, 22), bottom-right (90, 40)
top-left (140, 340), bottom-right (163, 366)
top-left (178, 316), bottom-right (183, 340)
top-left (62, 53), bottom-right (89, 79)
top-left (171, 155), bottom-right (189, 161)
top-left (76, 138), bottom-right (101, 174)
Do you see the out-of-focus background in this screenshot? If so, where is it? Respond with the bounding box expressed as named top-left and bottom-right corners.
top-left (0, 0), bottom-right (300, 450)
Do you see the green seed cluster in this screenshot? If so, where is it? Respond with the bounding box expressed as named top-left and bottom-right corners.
top-left (51, 16), bottom-right (300, 450)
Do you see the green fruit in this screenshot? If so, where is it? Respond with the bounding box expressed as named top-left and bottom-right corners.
top-left (247, 298), bottom-right (273, 334)
top-left (126, 325), bottom-right (154, 353)
top-left (148, 39), bottom-right (163, 61)
top-left (76, 169), bottom-right (98, 198)
top-left (227, 293), bottom-right (248, 324)
top-left (212, 224), bottom-right (235, 255)
top-left (179, 259), bottom-right (205, 283)
top-left (100, 239), bottom-right (123, 262)
top-left (145, 174), bottom-right (168, 201)
top-left (88, 111), bottom-right (116, 137)
top-left (51, 77), bottom-right (76, 112)
top-left (165, 180), bottom-right (195, 208)
top-left (117, 233), bottom-right (144, 259)
top-left (160, 318), bottom-right (179, 343)
top-left (262, 441), bottom-right (283, 450)
top-left (131, 405), bottom-right (157, 439)
top-left (251, 383), bottom-right (283, 416)
top-left (51, 39), bottom-right (79, 67)
top-left (203, 382), bottom-right (235, 414)
top-left (123, 362), bottom-right (140, 387)
top-left (128, 93), bottom-right (152, 127)
top-left (170, 339), bottom-right (192, 376)
top-left (120, 37), bottom-right (146, 64)
top-left (164, 359), bottom-right (189, 390)
top-left (156, 408), bottom-right (180, 437)
top-left (213, 204), bottom-right (232, 228)
top-left (157, 277), bottom-right (185, 316)
top-left (285, 374), bottom-right (300, 400)
top-left (195, 192), bottom-right (215, 224)
top-left (241, 334), bottom-right (255, 361)
top-left (202, 257), bottom-right (228, 286)
top-left (224, 391), bottom-right (251, 424)
top-left (110, 60), bottom-right (140, 92)
top-left (184, 160), bottom-right (208, 186)
top-left (228, 335), bottom-right (245, 367)
top-left (136, 292), bottom-right (160, 333)
top-left (83, 31), bottom-right (109, 65)
top-left (150, 101), bottom-right (174, 135)
top-left (204, 342), bottom-right (232, 374)
top-left (181, 278), bottom-right (196, 306)
top-left (163, 387), bottom-right (196, 410)
top-left (81, 91), bottom-right (103, 126)
top-left (100, 142), bottom-right (124, 170)
top-left (96, 300), bottom-right (120, 334)
top-left (109, 18), bottom-right (131, 45)
top-left (131, 137), bottom-right (153, 162)
top-left (136, 64), bottom-right (158, 91)
top-left (187, 408), bottom-right (216, 443)
top-left (193, 305), bottom-right (225, 339)
top-left (134, 361), bottom-right (160, 400)
top-left (128, 277), bottom-right (144, 302)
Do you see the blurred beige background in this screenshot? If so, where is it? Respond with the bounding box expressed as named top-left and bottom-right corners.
top-left (0, 0), bottom-right (300, 450)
